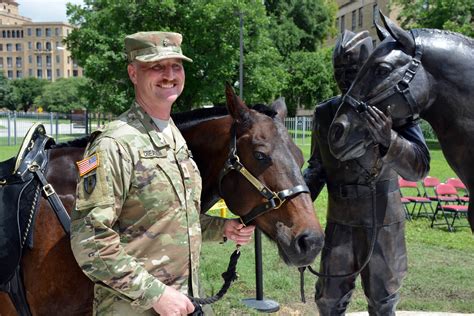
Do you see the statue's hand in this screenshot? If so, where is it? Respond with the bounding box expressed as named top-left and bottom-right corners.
top-left (364, 106), bottom-right (392, 148)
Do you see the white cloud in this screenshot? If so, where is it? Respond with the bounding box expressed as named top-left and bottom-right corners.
top-left (16, 0), bottom-right (84, 23)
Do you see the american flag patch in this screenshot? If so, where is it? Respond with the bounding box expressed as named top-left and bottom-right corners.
top-left (76, 154), bottom-right (99, 176)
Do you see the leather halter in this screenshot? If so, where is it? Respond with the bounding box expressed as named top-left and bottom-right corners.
top-left (218, 124), bottom-right (309, 226)
top-left (342, 29), bottom-right (423, 121)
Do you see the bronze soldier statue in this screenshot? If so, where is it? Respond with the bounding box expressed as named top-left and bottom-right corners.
top-left (303, 30), bottom-right (430, 315)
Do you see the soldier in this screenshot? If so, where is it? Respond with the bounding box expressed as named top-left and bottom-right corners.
top-left (303, 30), bottom-right (430, 315)
top-left (70, 31), bottom-right (255, 316)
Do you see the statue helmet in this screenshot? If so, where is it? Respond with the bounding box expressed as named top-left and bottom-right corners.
top-left (333, 30), bottom-right (374, 92)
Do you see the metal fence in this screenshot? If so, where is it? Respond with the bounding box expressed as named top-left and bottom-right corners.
top-left (0, 111), bottom-right (314, 147)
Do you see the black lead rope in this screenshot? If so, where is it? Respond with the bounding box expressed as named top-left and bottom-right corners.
top-left (187, 248), bottom-right (241, 315)
top-left (299, 181), bottom-right (378, 302)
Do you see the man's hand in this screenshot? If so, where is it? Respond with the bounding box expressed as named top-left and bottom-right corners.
top-left (223, 220), bottom-right (256, 245)
top-left (152, 286), bottom-right (194, 316)
top-left (364, 106), bottom-right (392, 148)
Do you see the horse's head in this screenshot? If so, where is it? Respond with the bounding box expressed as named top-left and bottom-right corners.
top-left (328, 12), bottom-right (432, 161)
top-left (220, 84), bottom-right (324, 267)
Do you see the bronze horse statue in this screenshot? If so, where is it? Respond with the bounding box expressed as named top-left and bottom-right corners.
top-left (327, 13), bottom-right (474, 231)
top-left (0, 86), bottom-right (324, 315)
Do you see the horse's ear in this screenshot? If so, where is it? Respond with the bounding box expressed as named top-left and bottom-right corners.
top-left (375, 10), bottom-right (390, 41)
top-left (271, 97), bottom-right (287, 121)
top-left (380, 11), bottom-right (415, 52)
top-left (225, 82), bottom-right (251, 125)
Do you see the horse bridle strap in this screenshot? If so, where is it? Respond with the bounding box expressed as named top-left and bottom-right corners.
top-left (219, 124), bottom-right (310, 226)
top-left (343, 29), bottom-right (423, 120)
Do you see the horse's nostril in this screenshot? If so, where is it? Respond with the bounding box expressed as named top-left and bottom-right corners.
top-left (295, 232), bottom-right (323, 254)
top-left (331, 122), bottom-right (345, 142)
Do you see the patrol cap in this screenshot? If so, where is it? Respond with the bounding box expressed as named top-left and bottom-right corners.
top-left (125, 31), bottom-right (193, 63)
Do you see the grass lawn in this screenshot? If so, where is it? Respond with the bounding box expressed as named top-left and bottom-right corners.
top-left (0, 142), bottom-right (472, 315)
top-left (200, 146), bottom-right (474, 315)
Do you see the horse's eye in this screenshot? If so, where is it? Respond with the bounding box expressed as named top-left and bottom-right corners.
top-left (375, 64), bottom-right (392, 77)
top-left (253, 151), bottom-right (269, 162)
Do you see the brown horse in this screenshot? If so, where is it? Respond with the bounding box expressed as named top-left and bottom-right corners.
top-left (327, 13), bottom-right (474, 231)
top-left (0, 86), bottom-right (324, 315)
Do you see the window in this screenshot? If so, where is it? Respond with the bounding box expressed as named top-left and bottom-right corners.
top-left (55, 28), bottom-right (60, 36)
top-left (340, 15), bottom-right (345, 33)
top-left (6, 43), bottom-right (12, 51)
top-left (36, 55), bottom-right (42, 66)
top-left (373, 4), bottom-right (379, 26)
top-left (73, 69), bottom-right (78, 77)
top-left (0, 57), bottom-right (3, 68)
top-left (56, 69), bottom-right (60, 78)
top-left (0, 44), bottom-right (2, 51)
top-left (67, 56), bottom-right (71, 64)
top-left (1, 30), bottom-right (5, 38)
top-left (358, 8), bottom-right (363, 27)
top-left (46, 55), bottom-right (51, 67)
top-left (11, 30), bottom-right (15, 38)
top-left (7, 70), bottom-right (13, 79)
top-left (27, 28), bottom-right (32, 36)
top-left (29, 69), bottom-right (33, 76)
top-left (46, 42), bottom-right (51, 50)
top-left (36, 42), bottom-right (42, 50)
top-left (36, 28), bottom-right (42, 37)
top-left (28, 42), bottom-right (32, 49)
top-left (352, 10), bottom-right (356, 31)
top-left (56, 55), bottom-right (60, 63)
top-left (15, 43), bottom-right (21, 51)
top-left (16, 70), bottom-right (22, 78)
top-left (47, 69), bottom-right (52, 80)
top-left (7, 57), bottom-right (12, 68)
top-left (46, 28), bottom-right (51, 37)
top-left (28, 55), bottom-right (32, 63)
top-left (16, 57), bottom-right (22, 68)
top-left (37, 69), bottom-right (43, 78)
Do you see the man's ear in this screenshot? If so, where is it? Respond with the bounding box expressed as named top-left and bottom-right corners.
top-left (127, 63), bottom-right (137, 85)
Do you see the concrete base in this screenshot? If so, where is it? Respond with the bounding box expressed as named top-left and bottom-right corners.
top-left (241, 298), bottom-right (280, 313)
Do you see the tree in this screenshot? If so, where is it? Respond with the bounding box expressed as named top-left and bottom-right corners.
top-left (283, 47), bottom-right (338, 115)
top-left (66, 0), bottom-right (286, 113)
top-left (392, 0), bottom-right (474, 37)
top-left (10, 78), bottom-right (48, 112)
top-left (0, 73), bottom-right (15, 110)
top-left (35, 77), bottom-right (89, 112)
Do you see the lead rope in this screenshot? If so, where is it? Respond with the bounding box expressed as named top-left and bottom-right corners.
top-left (187, 247), bottom-right (241, 315)
top-left (299, 146), bottom-right (381, 302)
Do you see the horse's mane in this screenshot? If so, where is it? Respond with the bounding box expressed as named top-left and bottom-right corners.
top-left (50, 104), bottom-right (277, 147)
top-left (50, 135), bottom-right (90, 148)
top-left (418, 28), bottom-right (474, 47)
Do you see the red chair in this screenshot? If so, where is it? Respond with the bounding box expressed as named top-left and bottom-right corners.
top-left (430, 183), bottom-right (469, 232)
top-left (398, 177), bottom-right (434, 219)
top-left (446, 178), bottom-right (469, 204)
top-left (422, 176), bottom-right (458, 203)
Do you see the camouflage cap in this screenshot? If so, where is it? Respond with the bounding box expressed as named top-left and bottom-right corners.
top-left (125, 31), bottom-right (193, 63)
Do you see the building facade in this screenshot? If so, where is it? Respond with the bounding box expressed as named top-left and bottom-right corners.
top-left (329, 0), bottom-right (399, 46)
top-left (0, 0), bottom-right (83, 81)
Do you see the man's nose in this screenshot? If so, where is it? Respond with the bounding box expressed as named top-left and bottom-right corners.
top-left (162, 66), bottom-right (174, 79)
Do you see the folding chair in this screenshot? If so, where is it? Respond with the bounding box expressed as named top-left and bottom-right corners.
top-left (422, 176), bottom-right (458, 204)
top-left (430, 183), bottom-right (469, 232)
top-left (446, 178), bottom-right (469, 204)
top-left (398, 177), bottom-right (434, 219)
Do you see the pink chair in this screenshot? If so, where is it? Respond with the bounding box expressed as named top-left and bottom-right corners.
top-left (446, 178), bottom-right (469, 204)
top-left (398, 177), bottom-right (434, 219)
top-left (430, 183), bottom-right (469, 232)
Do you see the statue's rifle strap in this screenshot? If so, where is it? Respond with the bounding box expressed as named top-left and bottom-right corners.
top-left (29, 164), bottom-right (71, 235)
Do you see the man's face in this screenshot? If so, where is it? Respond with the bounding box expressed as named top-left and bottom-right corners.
top-left (128, 58), bottom-right (185, 107)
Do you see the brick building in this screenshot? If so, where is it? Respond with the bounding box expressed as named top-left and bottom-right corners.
top-left (0, 0), bottom-right (83, 81)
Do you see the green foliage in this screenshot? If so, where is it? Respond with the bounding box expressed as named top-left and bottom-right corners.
top-left (9, 77), bottom-right (48, 112)
top-left (0, 73), bottom-right (16, 110)
top-left (392, 0), bottom-right (474, 37)
top-left (283, 47), bottom-right (339, 115)
top-left (35, 77), bottom-right (89, 112)
top-left (65, 0), bottom-right (338, 113)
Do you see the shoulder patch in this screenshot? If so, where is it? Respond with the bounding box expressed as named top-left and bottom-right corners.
top-left (76, 154), bottom-right (99, 176)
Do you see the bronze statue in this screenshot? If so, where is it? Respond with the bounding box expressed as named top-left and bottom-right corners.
top-left (303, 30), bottom-right (430, 315)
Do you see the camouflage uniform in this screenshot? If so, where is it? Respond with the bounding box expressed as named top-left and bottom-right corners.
top-left (71, 102), bottom-right (226, 315)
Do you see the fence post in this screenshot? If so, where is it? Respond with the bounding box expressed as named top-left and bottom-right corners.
top-left (7, 112), bottom-right (11, 146)
top-left (13, 111), bottom-right (17, 145)
top-left (49, 112), bottom-right (54, 135)
top-left (55, 112), bottom-right (59, 141)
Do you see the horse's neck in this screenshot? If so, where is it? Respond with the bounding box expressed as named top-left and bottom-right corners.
top-left (181, 116), bottom-right (232, 213)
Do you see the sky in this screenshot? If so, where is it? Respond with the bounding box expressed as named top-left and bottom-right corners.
top-left (16, 0), bottom-right (84, 23)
